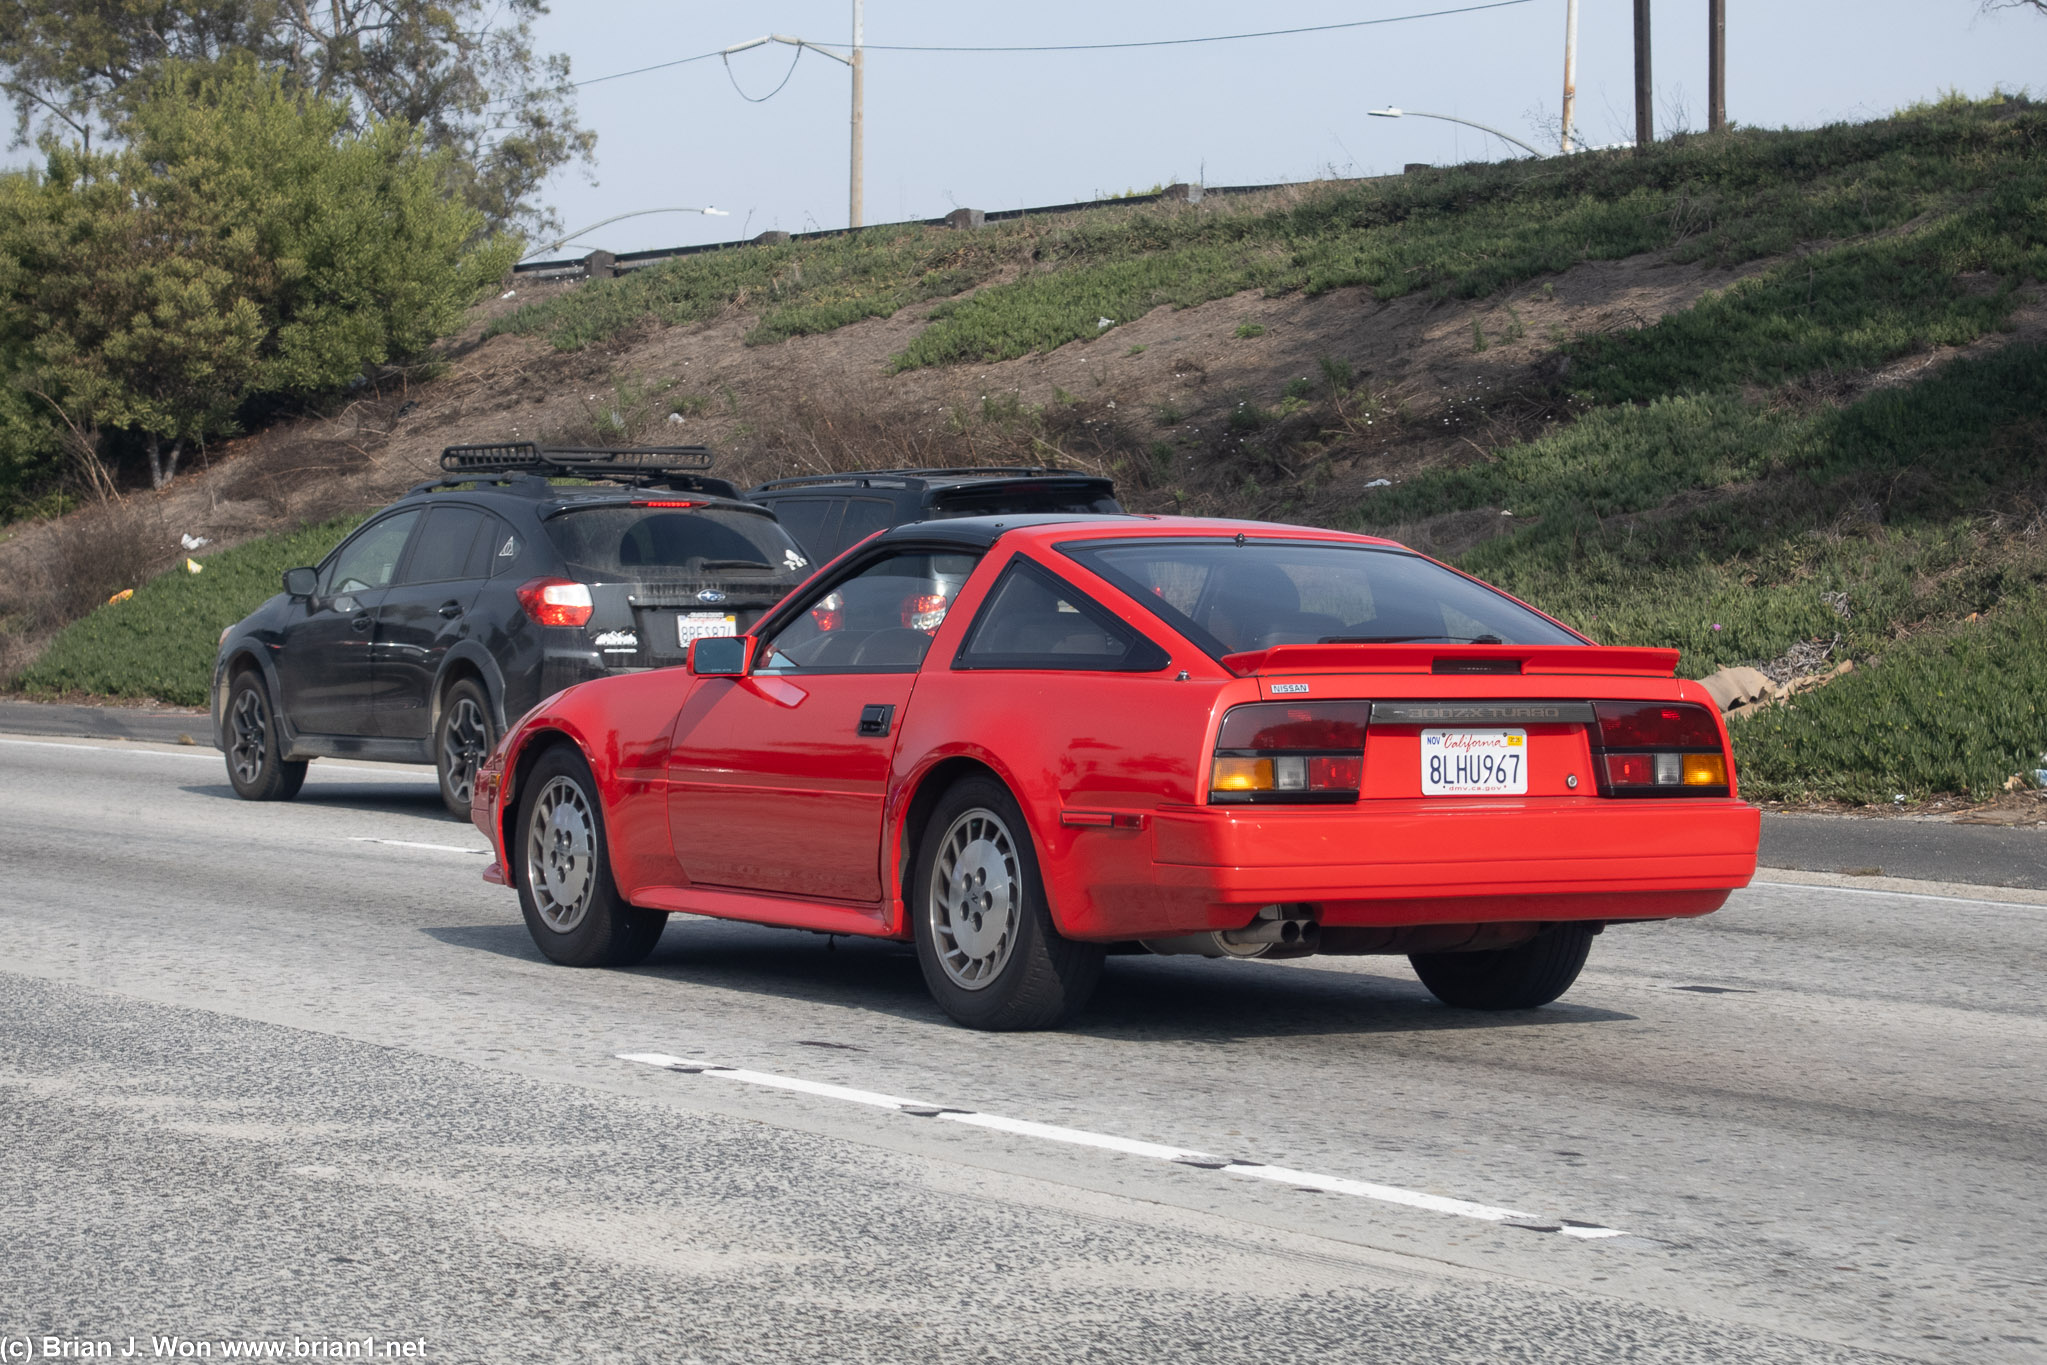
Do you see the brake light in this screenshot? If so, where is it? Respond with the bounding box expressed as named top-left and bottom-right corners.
top-left (516, 577), bottom-right (594, 628)
top-left (1592, 701), bottom-right (1730, 795)
top-left (902, 593), bottom-right (949, 633)
top-left (632, 500), bottom-right (702, 508)
top-left (1210, 702), bottom-right (1371, 804)
top-left (810, 591), bottom-right (844, 632)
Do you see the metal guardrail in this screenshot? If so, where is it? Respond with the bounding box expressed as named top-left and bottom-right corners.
top-left (511, 180), bottom-right (1296, 282)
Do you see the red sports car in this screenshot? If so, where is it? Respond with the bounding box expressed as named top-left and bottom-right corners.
top-left (472, 514), bottom-right (1759, 1029)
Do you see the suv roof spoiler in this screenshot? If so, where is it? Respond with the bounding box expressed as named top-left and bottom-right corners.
top-left (433, 442), bottom-right (740, 498)
top-left (750, 466), bottom-right (1103, 492)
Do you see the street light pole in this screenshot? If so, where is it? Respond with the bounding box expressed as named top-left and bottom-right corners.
top-left (850, 0), bottom-right (865, 228)
top-left (1633, 0), bottom-right (1653, 152)
top-left (1366, 107), bottom-right (1542, 159)
top-left (1708, 0), bottom-right (1726, 133)
top-left (1560, 0), bottom-right (1579, 152)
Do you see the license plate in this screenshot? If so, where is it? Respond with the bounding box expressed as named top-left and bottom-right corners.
top-left (1421, 729), bottom-right (1528, 795)
top-left (677, 612), bottom-right (737, 645)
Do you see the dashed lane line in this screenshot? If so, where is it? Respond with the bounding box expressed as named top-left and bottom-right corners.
top-left (0, 735), bottom-right (440, 780)
top-left (345, 837), bottom-right (490, 855)
top-left (616, 1052), bottom-right (1627, 1240)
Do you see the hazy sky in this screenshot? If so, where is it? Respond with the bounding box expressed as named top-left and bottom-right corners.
top-left (521, 1), bottom-right (2045, 256)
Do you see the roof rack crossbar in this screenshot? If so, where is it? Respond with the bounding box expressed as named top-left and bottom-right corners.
top-left (440, 442), bottom-right (716, 479)
top-left (752, 466), bottom-right (1096, 491)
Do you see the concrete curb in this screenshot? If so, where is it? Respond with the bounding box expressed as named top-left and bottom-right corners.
top-left (0, 701), bottom-right (209, 746)
top-left (1752, 866), bottom-right (2047, 908)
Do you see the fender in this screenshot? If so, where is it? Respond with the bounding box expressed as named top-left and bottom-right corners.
top-left (887, 740), bottom-right (1059, 939)
top-left (433, 641), bottom-right (513, 730)
top-left (214, 635), bottom-right (289, 751)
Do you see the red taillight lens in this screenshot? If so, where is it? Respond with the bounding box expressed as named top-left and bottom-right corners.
top-left (902, 593), bottom-right (950, 633)
top-left (1592, 700), bottom-right (1730, 795)
top-left (1211, 702), bottom-right (1369, 804)
top-left (632, 499), bottom-right (702, 508)
top-left (516, 577), bottom-right (593, 628)
top-left (810, 591), bottom-right (844, 632)
top-left (1594, 701), bottom-right (1721, 749)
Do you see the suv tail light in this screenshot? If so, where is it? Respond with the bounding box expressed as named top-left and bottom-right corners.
top-left (1210, 702), bottom-right (1372, 804)
top-left (901, 592), bottom-right (949, 633)
top-left (517, 577), bottom-right (594, 628)
top-left (1592, 701), bottom-right (1730, 796)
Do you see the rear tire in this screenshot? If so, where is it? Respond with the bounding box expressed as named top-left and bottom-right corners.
top-left (435, 677), bottom-right (496, 819)
top-left (514, 746), bottom-right (667, 967)
top-left (1409, 923), bottom-right (1594, 1010)
top-left (224, 673), bottom-right (307, 802)
top-left (911, 776), bottom-right (1104, 1030)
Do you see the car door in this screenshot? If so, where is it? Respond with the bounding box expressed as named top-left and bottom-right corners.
top-left (273, 509), bottom-right (422, 737)
top-left (666, 547), bottom-right (979, 902)
top-left (371, 504), bottom-right (493, 739)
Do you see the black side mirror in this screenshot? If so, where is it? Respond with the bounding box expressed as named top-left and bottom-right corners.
top-left (688, 635), bottom-right (754, 676)
top-left (282, 567), bottom-right (319, 598)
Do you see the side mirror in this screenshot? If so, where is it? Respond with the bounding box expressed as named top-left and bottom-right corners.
top-left (688, 634), bottom-right (755, 676)
top-left (282, 567), bottom-right (319, 598)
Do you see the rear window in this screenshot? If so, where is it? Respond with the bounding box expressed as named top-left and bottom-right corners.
top-left (931, 483), bottom-right (1120, 519)
top-left (1064, 539), bottom-right (1581, 657)
top-left (543, 506), bottom-right (810, 579)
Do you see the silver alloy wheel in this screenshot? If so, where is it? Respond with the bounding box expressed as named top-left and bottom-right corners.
top-left (927, 806), bottom-right (1022, 990)
top-left (526, 775), bottom-right (597, 933)
top-left (229, 685), bottom-right (269, 785)
top-left (440, 695), bottom-right (489, 807)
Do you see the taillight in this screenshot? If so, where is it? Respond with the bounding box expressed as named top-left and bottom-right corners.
top-left (902, 593), bottom-right (949, 633)
top-left (1592, 701), bottom-right (1730, 796)
top-left (632, 500), bottom-right (702, 508)
top-left (810, 591), bottom-right (844, 632)
top-left (1210, 702), bottom-right (1371, 804)
top-left (516, 577), bottom-right (593, 628)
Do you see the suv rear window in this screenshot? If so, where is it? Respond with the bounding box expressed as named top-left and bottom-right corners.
top-left (543, 506), bottom-right (809, 579)
top-left (931, 484), bottom-right (1119, 519)
top-left (1065, 539), bottom-right (1581, 657)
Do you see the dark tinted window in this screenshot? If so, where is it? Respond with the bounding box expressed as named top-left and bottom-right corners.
top-left (956, 559), bottom-right (1167, 671)
top-left (835, 498), bottom-right (897, 556)
top-left (932, 483), bottom-right (1121, 518)
top-left (762, 551), bottom-right (979, 672)
top-left (543, 506), bottom-right (810, 579)
top-left (401, 505), bottom-right (488, 584)
top-left (463, 513), bottom-right (511, 578)
top-left (764, 498), bottom-right (840, 562)
top-left (1065, 540), bottom-right (1582, 657)
top-left (322, 511), bottom-right (421, 594)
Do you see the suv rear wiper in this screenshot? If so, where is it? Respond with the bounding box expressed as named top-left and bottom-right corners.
top-left (1318, 634), bottom-right (1504, 645)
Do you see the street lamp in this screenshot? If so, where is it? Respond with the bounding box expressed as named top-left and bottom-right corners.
top-left (521, 206), bottom-right (731, 261)
top-left (722, 0), bottom-right (865, 228)
top-left (1366, 107), bottom-right (1542, 159)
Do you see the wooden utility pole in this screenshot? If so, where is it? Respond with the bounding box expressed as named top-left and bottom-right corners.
top-left (1708, 0), bottom-right (1726, 132)
top-left (1633, 0), bottom-right (1653, 151)
top-left (1560, 0), bottom-right (1580, 152)
top-left (849, 0), bottom-right (865, 227)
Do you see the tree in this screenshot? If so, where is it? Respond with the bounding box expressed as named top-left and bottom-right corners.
top-left (0, 58), bottom-right (516, 493)
top-left (0, 1), bottom-right (590, 235)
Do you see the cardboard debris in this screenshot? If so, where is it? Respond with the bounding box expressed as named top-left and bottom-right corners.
top-left (1701, 660), bottom-right (1854, 715)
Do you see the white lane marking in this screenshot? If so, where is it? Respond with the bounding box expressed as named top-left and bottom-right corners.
top-left (345, 837), bottom-right (489, 855)
top-left (0, 735), bottom-right (440, 780)
top-left (1750, 878), bottom-right (2045, 909)
top-left (616, 1053), bottom-right (1628, 1239)
top-left (0, 737), bottom-right (219, 762)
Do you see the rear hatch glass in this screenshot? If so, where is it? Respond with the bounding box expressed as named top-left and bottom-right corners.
top-left (931, 481), bottom-right (1121, 519)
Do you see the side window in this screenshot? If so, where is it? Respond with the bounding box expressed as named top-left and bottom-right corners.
top-left (955, 559), bottom-right (1169, 672)
top-left (833, 497), bottom-right (897, 558)
top-left (399, 505), bottom-right (488, 585)
top-left (322, 511), bottom-right (421, 595)
top-left (761, 550), bottom-right (980, 672)
top-left (462, 513), bottom-right (510, 579)
top-left (765, 498), bottom-right (840, 563)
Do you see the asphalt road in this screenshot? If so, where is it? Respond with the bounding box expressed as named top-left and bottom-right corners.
top-left (1, 735), bottom-right (2041, 1364)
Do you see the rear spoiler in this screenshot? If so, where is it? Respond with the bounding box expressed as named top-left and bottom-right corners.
top-left (1220, 642), bottom-right (1682, 678)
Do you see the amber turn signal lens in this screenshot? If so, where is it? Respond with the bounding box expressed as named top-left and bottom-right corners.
top-left (1682, 753), bottom-right (1727, 786)
top-left (1211, 757), bottom-right (1275, 792)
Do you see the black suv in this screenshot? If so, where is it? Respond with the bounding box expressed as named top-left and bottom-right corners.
top-left (213, 444), bottom-right (814, 815)
top-left (745, 467), bottom-right (1122, 565)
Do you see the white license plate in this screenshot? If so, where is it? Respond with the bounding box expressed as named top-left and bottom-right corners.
top-left (1421, 729), bottom-right (1528, 795)
top-left (677, 612), bottom-right (738, 645)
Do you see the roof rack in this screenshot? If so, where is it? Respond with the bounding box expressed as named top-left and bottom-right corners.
top-left (435, 442), bottom-right (739, 498)
top-left (750, 466), bottom-right (1101, 492)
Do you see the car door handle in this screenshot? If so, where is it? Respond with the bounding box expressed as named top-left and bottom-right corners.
top-left (351, 612), bottom-right (373, 633)
top-left (857, 704), bottom-right (895, 737)
top-left (438, 600), bottom-right (463, 619)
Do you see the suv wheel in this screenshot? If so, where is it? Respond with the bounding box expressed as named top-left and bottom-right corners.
top-left (435, 678), bottom-right (495, 818)
top-left (225, 673), bottom-right (308, 802)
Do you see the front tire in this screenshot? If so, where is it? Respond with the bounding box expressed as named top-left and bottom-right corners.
top-left (515, 746), bottom-right (667, 967)
top-left (1409, 923), bottom-right (1595, 1010)
top-left (224, 673), bottom-right (307, 802)
top-left (435, 678), bottom-right (496, 819)
top-left (911, 777), bottom-right (1104, 1030)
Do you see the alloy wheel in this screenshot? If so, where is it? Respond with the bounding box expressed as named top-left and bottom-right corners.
top-left (441, 696), bottom-right (490, 807)
top-left (927, 807), bottom-right (1022, 990)
top-left (229, 686), bottom-right (269, 785)
top-left (526, 776), bottom-right (597, 932)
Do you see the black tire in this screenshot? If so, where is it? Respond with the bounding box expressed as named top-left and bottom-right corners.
top-left (514, 746), bottom-right (668, 967)
top-left (224, 672), bottom-right (307, 802)
top-left (910, 776), bottom-right (1104, 1030)
top-left (1409, 923), bottom-right (1595, 1010)
top-left (435, 677), bottom-right (496, 819)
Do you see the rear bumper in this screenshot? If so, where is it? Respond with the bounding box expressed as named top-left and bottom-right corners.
top-left (1057, 797), bottom-right (1758, 938)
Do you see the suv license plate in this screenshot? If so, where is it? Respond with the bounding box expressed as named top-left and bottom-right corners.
top-left (678, 612), bottom-right (738, 645)
top-left (1421, 729), bottom-right (1528, 795)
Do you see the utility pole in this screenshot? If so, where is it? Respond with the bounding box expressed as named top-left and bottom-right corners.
top-left (1708, 0), bottom-right (1726, 133)
top-left (849, 0), bottom-right (865, 227)
top-left (1632, 0), bottom-right (1653, 152)
top-left (1560, 0), bottom-right (1579, 152)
